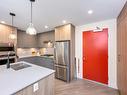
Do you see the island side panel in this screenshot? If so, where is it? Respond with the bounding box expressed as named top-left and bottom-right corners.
top-left (15, 73), bottom-right (54, 95)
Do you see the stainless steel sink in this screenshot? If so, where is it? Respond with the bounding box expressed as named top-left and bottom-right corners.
top-left (11, 63), bottom-right (31, 71)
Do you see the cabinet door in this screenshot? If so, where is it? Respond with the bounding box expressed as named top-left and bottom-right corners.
top-left (17, 30), bottom-right (37, 48)
top-left (117, 3), bottom-right (127, 95)
top-left (0, 24), bottom-right (17, 43)
top-left (55, 28), bottom-right (60, 41)
top-left (60, 24), bottom-right (71, 40)
top-left (15, 74), bottom-right (54, 95)
top-left (117, 18), bottom-right (127, 95)
top-left (55, 24), bottom-right (71, 41)
top-left (37, 31), bottom-right (55, 48)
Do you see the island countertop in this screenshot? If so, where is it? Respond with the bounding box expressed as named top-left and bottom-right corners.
top-left (0, 61), bottom-right (55, 95)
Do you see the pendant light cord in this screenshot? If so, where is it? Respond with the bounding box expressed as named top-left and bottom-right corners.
top-left (11, 15), bottom-right (14, 33)
top-left (31, 1), bottom-right (33, 24)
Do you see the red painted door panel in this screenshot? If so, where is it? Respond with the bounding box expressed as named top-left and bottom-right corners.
top-left (83, 28), bottom-right (108, 84)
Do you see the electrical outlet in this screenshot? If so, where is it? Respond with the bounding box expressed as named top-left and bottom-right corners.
top-left (33, 82), bottom-right (39, 92)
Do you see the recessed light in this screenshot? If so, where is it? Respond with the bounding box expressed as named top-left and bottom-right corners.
top-left (62, 20), bottom-right (67, 24)
top-left (44, 25), bottom-right (48, 29)
top-left (1, 21), bottom-right (6, 24)
top-left (88, 10), bottom-right (93, 14)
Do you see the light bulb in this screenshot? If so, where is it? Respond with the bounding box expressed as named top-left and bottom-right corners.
top-left (26, 23), bottom-right (37, 35)
top-left (88, 10), bottom-right (93, 14)
top-left (9, 33), bottom-right (16, 39)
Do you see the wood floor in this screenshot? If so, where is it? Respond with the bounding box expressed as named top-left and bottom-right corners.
top-left (55, 79), bottom-right (119, 95)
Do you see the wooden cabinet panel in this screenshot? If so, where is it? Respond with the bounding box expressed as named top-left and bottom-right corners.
top-left (15, 74), bottom-right (54, 95)
top-left (117, 2), bottom-right (127, 95)
top-left (17, 30), bottom-right (37, 48)
top-left (55, 28), bottom-right (60, 41)
top-left (55, 24), bottom-right (71, 41)
top-left (37, 30), bottom-right (55, 48)
top-left (59, 24), bottom-right (71, 40)
top-left (0, 24), bottom-right (17, 44)
top-left (15, 90), bottom-right (23, 95)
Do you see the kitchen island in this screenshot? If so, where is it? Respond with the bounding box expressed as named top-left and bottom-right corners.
top-left (0, 61), bottom-right (55, 95)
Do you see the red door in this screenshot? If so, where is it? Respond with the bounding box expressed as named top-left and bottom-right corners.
top-left (83, 28), bottom-right (108, 84)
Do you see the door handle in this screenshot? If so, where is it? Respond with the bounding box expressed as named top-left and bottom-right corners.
top-left (83, 57), bottom-right (86, 61)
top-left (118, 54), bottom-right (120, 62)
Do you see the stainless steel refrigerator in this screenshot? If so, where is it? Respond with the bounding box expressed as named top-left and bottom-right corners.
top-left (54, 41), bottom-right (70, 82)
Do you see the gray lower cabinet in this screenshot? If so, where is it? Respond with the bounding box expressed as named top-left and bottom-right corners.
top-left (18, 57), bottom-right (54, 69)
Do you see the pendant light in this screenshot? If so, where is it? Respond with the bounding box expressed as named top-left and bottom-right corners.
top-left (9, 13), bottom-right (16, 39)
top-left (26, 0), bottom-right (37, 35)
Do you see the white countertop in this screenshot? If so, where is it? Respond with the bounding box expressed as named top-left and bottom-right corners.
top-left (0, 61), bottom-right (55, 95)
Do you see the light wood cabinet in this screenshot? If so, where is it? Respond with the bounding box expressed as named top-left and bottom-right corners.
top-left (17, 30), bottom-right (37, 48)
top-left (0, 24), bottom-right (17, 44)
top-left (55, 24), bottom-right (75, 81)
top-left (55, 28), bottom-right (60, 41)
top-left (117, 2), bottom-right (127, 95)
top-left (55, 24), bottom-right (73, 41)
top-left (15, 74), bottom-right (54, 95)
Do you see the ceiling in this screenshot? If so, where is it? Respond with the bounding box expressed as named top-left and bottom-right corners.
top-left (0, 0), bottom-right (126, 33)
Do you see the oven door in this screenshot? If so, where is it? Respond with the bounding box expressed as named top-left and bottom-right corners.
top-left (0, 58), bottom-right (15, 65)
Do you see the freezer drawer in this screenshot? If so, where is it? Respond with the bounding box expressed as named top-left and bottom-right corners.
top-left (55, 65), bottom-right (70, 82)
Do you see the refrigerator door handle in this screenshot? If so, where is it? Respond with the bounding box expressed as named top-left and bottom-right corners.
top-left (54, 64), bottom-right (68, 69)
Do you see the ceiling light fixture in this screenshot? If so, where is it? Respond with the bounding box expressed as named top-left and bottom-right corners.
top-left (9, 13), bottom-right (16, 40)
top-left (1, 21), bottom-right (6, 24)
top-left (62, 20), bottom-right (67, 24)
top-left (88, 10), bottom-right (93, 14)
top-left (44, 25), bottom-right (48, 29)
top-left (26, 0), bottom-right (37, 35)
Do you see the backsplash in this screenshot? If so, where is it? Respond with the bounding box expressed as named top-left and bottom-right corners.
top-left (17, 48), bottom-right (38, 58)
top-left (17, 48), bottom-right (54, 58)
top-left (39, 48), bottom-right (54, 55)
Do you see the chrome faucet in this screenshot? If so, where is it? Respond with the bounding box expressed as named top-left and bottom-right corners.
top-left (6, 52), bottom-right (10, 69)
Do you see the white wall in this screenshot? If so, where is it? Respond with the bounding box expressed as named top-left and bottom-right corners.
top-left (75, 19), bottom-right (117, 89)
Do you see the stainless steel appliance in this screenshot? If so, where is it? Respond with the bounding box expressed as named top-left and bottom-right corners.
top-left (0, 43), bottom-right (16, 65)
top-left (54, 41), bottom-right (70, 82)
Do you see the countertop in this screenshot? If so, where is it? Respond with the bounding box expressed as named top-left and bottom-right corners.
top-left (0, 61), bottom-right (55, 95)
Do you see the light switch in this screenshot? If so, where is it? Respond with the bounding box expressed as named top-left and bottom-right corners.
top-left (33, 82), bottom-right (39, 92)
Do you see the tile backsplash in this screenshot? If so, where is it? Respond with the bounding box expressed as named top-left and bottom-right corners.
top-left (17, 48), bottom-right (38, 58)
top-left (17, 48), bottom-right (54, 58)
top-left (39, 48), bottom-right (54, 55)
